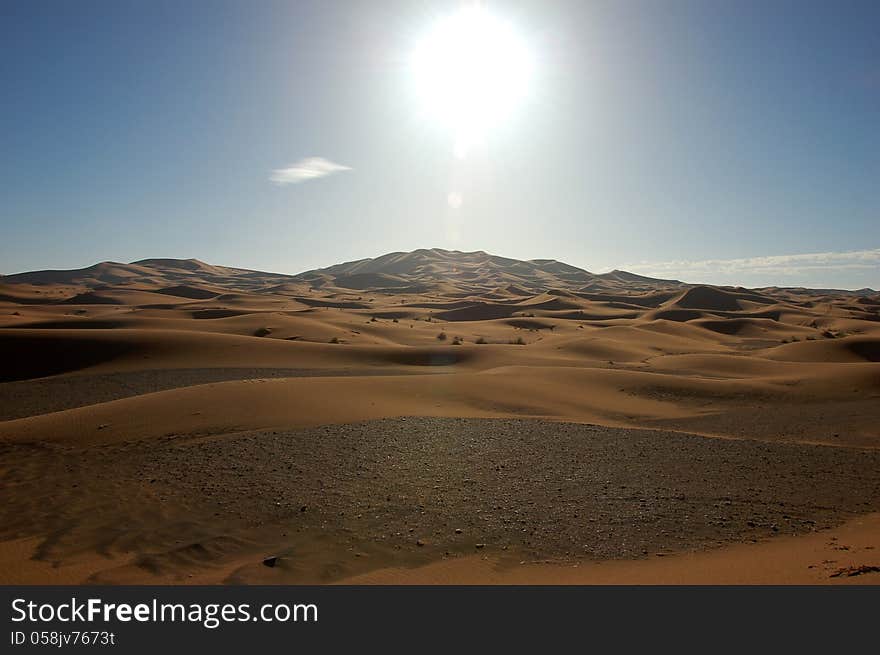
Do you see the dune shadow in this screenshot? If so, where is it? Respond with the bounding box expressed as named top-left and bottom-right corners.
top-left (0, 333), bottom-right (136, 381)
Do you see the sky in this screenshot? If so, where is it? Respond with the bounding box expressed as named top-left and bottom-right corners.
top-left (1, 0), bottom-right (878, 289)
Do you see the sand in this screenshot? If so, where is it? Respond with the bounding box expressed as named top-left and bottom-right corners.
top-left (1, 249), bottom-right (878, 584)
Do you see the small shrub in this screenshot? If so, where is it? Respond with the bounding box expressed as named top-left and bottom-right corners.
top-left (329, 337), bottom-right (341, 344)
top-left (510, 336), bottom-right (526, 345)
top-left (437, 331), bottom-right (447, 341)
top-left (475, 336), bottom-right (487, 344)
top-left (452, 336), bottom-right (463, 345)
top-left (392, 318), bottom-right (399, 323)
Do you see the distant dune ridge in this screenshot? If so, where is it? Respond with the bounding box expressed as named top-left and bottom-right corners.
top-left (2, 248), bottom-right (686, 296)
top-left (296, 248), bottom-right (686, 293)
top-left (3, 248), bottom-right (874, 298)
top-left (1, 247), bottom-right (880, 585)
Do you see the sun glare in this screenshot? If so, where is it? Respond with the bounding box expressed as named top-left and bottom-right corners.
top-left (411, 7), bottom-right (533, 152)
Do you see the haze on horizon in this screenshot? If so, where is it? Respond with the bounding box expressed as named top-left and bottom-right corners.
top-left (2, 0), bottom-right (878, 290)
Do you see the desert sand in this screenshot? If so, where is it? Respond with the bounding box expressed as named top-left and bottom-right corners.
top-left (1, 248), bottom-right (879, 584)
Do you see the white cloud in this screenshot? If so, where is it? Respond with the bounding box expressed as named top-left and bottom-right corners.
top-left (270, 157), bottom-right (351, 185)
top-left (621, 248), bottom-right (880, 288)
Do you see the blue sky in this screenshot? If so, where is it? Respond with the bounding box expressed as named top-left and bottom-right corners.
top-left (2, 0), bottom-right (878, 288)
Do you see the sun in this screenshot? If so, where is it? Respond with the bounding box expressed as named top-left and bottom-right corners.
top-left (411, 7), bottom-right (533, 152)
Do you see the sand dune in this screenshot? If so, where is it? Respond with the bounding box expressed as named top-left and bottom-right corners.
top-left (764, 335), bottom-right (880, 363)
top-left (1, 249), bottom-right (878, 584)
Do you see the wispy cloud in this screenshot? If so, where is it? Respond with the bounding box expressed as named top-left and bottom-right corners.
top-left (622, 248), bottom-right (880, 288)
top-left (270, 157), bottom-right (352, 185)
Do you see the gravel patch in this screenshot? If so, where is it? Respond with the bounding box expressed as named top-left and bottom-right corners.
top-left (3, 418), bottom-right (879, 573)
